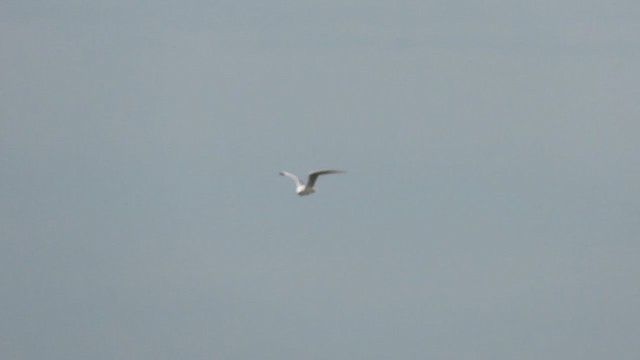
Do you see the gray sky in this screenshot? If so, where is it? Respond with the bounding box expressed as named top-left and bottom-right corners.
top-left (2, 1), bottom-right (639, 359)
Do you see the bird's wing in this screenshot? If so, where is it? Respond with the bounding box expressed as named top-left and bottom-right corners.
top-left (279, 171), bottom-right (302, 187)
top-left (306, 170), bottom-right (345, 188)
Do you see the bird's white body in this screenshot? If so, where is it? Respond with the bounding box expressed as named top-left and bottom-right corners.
top-left (279, 170), bottom-right (345, 196)
top-left (296, 185), bottom-right (315, 196)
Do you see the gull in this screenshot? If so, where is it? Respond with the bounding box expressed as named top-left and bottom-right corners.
top-left (279, 169), bottom-right (345, 196)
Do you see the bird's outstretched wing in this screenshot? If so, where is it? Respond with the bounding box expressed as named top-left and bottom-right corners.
top-left (306, 170), bottom-right (345, 188)
top-left (279, 171), bottom-right (302, 187)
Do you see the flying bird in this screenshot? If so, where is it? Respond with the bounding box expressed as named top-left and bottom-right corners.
top-left (279, 169), bottom-right (345, 196)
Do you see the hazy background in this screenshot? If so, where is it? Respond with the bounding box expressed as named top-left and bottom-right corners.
top-left (2, 1), bottom-right (639, 359)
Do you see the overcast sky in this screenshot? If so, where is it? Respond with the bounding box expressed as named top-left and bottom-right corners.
top-left (2, 1), bottom-right (639, 359)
